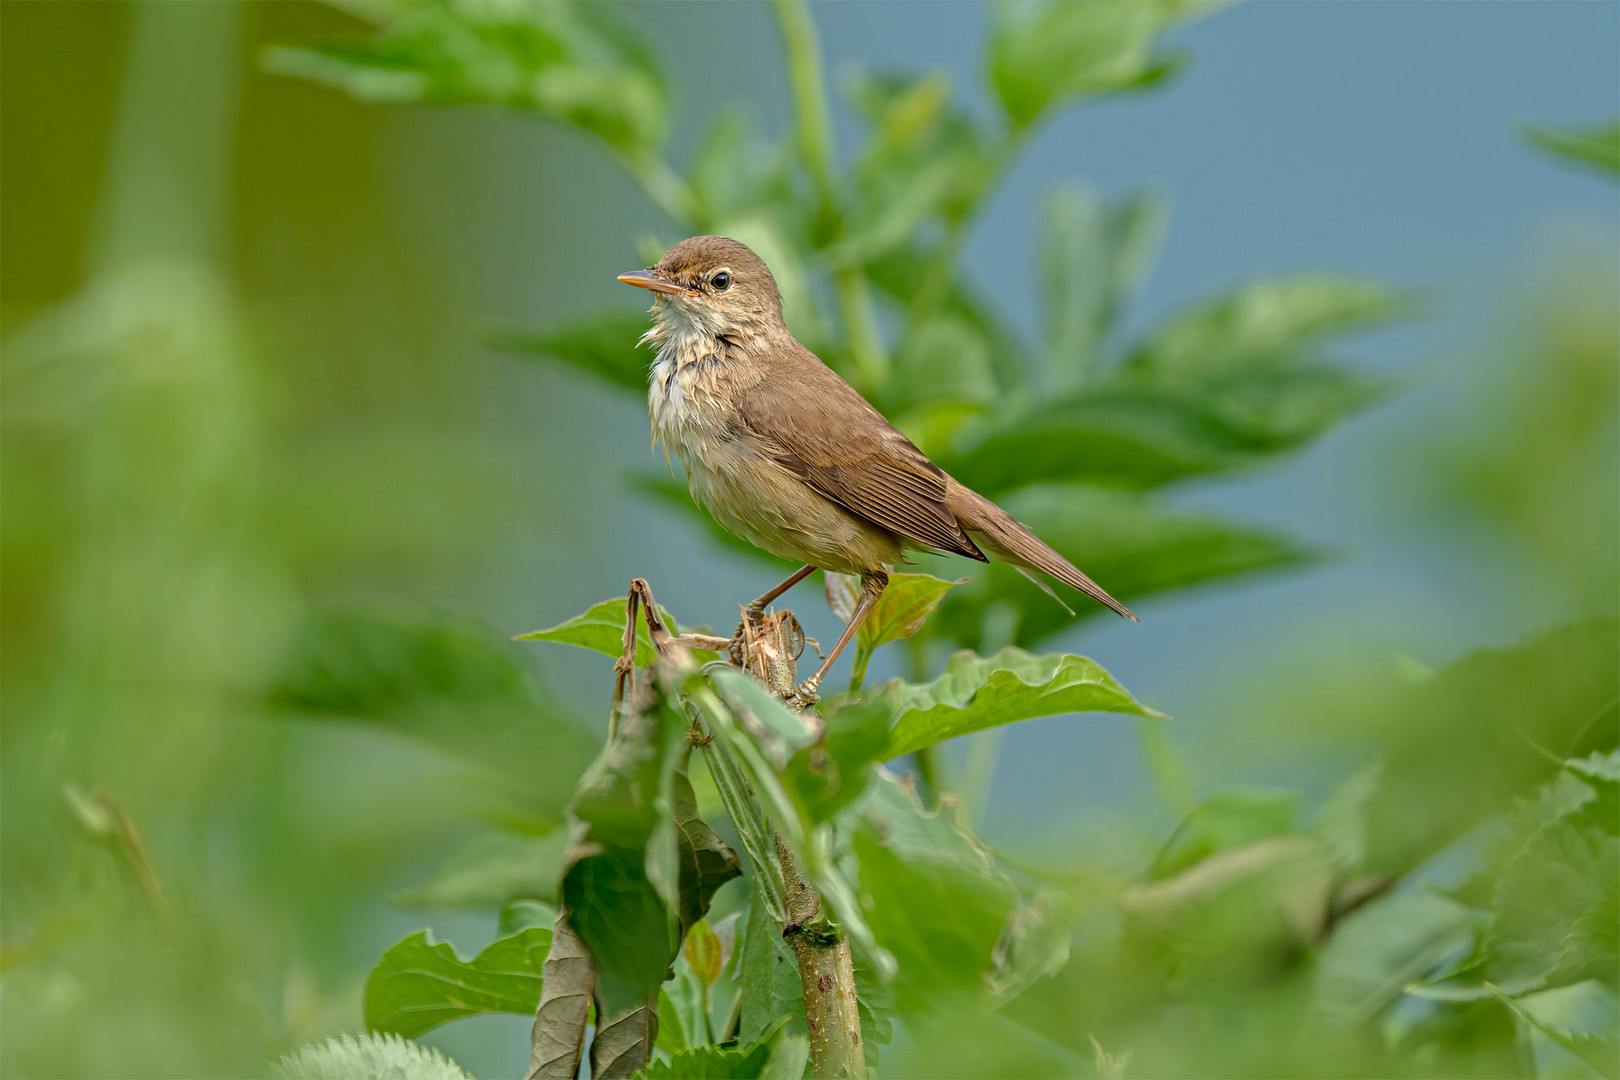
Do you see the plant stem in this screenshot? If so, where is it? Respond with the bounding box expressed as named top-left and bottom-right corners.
top-left (772, 0), bottom-right (888, 391)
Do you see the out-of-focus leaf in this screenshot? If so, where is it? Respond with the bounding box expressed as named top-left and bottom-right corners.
top-left (947, 365), bottom-right (1388, 493)
top-left (847, 646), bottom-right (1160, 761)
top-left (363, 926), bottom-right (551, 1038)
top-left (684, 919), bottom-right (724, 989)
top-left (560, 685), bottom-right (685, 1016)
top-left (988, 0), bottom-right (1210, 129)
top-left (930, 484), bottom-right (1316, 648)
top-left (737, 886), bottom-right (807, 1045)
top-left (670, 764), bottom-right (742, 934)
top-left (528, 914), bottom-right (593, 1080)
top-left (1124, 274), bottom-right (1419, 382)
top-left (1042, 187), bottom-right (1166, 390)
top-left (989, 888), bottom-right (1079, 1002)
top-left (271, 1033), bottom-right (472, 1080)
top-left (267, 606), bottom-right (595, 816)
top-left (1314, 891), bottom-right (1480, 1027)
top-left (833, 72), bottom-right (998, 267)
top-left (1496, 981), bottom-right (1620, 1079)
top-left (1121, 835), bottom-right (1336, 982)
top-left (499, 899), bottom-right (559, 936)
top-left (392, 829), bottom-right (568, 910)
top-left (1521, 117), bottom-right (1620, 178)
top-left (1476, 769), bottom-right (1619, 994)
top-left (662, 963), bottom-right (709, 1049)
top-left (654, 985), bottom-right (685, 1056)
top-left (1360, 619), bottom-right (1620, 878)
top-left (888, 315), bottom-right (999, 409)
top-left (483, 310), bottom-right (652, 395)
top-left (853, 772), bottom-right (1020, 1009)
top-left (266, 1), bottom-right (668, 153)
top-left (867, 247), bottom-right (1029, 396)
top-left (1150, 787), bottom-right (1300, 880)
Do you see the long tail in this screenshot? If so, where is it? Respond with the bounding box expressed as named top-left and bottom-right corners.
top-left (945, 479), bottom-right (1138, 622)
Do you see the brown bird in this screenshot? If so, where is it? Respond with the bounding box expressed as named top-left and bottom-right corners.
top-left (620, 236), bottom-right (1135, 699)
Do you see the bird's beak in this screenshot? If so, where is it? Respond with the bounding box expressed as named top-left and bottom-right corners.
top-left (617, 269), bottom-right (696, 297)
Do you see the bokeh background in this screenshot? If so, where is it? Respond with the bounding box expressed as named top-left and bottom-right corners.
top-left (2, 2), bottom-right (1615, 1078)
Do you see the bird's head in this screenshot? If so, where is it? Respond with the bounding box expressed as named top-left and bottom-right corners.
top-left (618, 236), bottom-right (783, 342)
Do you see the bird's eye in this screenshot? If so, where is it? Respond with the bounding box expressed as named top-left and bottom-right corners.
top-left (711, 270), bottom-right (732, 292)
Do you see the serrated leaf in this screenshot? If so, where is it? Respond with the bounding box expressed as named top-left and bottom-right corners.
top-left (1567, 750), bottom-right (1620, 785)
top-left (829, 571), bottom-right (965, 690)
top-left (266, 605), bottom-right (594, 817)
top-left (483, 311), bottom-right (652, 394)
top-left (1521, 117), bottom-right (1620, 178)
top-left (392, 830), bottom-right (567, 911)
top-left (363, 926), bottom-right (551, 1038)
top-left (1125, 274), bottom-right (1419, 382)
top-left (854, 772), bottom-right (1020, 1009)
top-left (516, 597), bottom-right (668, 666)
top-left (1494, 981), bottom-right (1620, 1078)
top-left (271, 1032), bottom-right (473, 1080)
top-left (636, 1033), bottom-right (777, 1079)
top-left (854, 646), bottom-right (1160, 761)
top-left (266, 1), bottom-right (669, 153)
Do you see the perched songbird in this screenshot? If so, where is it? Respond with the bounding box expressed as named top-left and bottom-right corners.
top-left (620, 236), bottom-right (1135, 698)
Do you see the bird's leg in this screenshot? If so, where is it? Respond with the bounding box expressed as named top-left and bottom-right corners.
top-left (795, 571), bottom-right (886, 703)
top-left (729, 564), bottom-right (817, 663)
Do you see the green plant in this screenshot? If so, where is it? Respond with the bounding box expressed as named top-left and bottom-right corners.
top-left (256, 4), bottom-right (1618, 1078)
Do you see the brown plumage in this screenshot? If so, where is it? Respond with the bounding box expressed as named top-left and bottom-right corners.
top-left (620, 236), bottom-right (1135, 697)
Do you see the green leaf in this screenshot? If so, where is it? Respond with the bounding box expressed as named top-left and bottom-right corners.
top-left (989, 889), bottom-right (1080, 1002)
top-left (684, 919), bottom-right (723, 988)
top-left (1314, 891), bottom-right (1480, 1027)
top-left (636, 1035), bottom-right (776, 1079)
top-left (1125, 274), bottom-right (1419, 383)
top-left (853, 772), bottom-right (1021, 1009)
top-left (829, 571), bottom-right (965, 689)
top-left (946, 366), bottom-right (1389, 493)
top-left (930, 484), bottom-right (1316, 648)
top-left (516, 595), bottom-right (699, 666)
top-left (655, 985), bottom-right (686, 1056)
top-left (662, 963), bottom-right (711, 1050)
top-left (266, 1), bottom-right (669, 153)
top-left (855, 646), bottom-right (1161, 761)
top-left (498, 899), bottom-right (559, 936)
top-left (1521, 117), bottom-right (1620, 178)
top-left (363, 927), bottom-right (551, 1038)
top-left (483, 310), bottom-right (653, 395)
top-left (391, 829), bottom-right (567, 910)
top-left (670, 763), bottom-right (742, 935)
top-left (708, 667), bottom-right (822, 768)
top-left (782, 698), bottom-right (892, 826)
top-left (560, 683), bottom-right (687, 1015)
top-left (266, 606), bottom-right (595, 817)
top-left (1041, 187), bottom-right (1166, 391)
top-left (1360, 619), bottom-right (1620, 877)
top-left (736, 885), bottom-right (807, 1045)
top-left (271, 1033), bottom-right (473, 1080)
top-left (1150, 786), bottom-right (1300, 880)
top-left (988, 0), bottom-right (1211, 129)
top-left (1494, 981), bottom-right (1620, 1078)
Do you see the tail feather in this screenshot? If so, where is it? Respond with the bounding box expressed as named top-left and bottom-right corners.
top-left (946, 480), bottom-right (1139, 622)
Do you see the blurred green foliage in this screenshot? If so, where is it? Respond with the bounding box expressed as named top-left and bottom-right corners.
top-left (3, 1), bottom-right (1615, 1078)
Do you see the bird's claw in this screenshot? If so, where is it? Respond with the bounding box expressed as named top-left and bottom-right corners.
top-left (792, 676), bottom-right (822, 705)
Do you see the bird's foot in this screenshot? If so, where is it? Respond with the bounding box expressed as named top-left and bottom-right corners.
top-left (792, 674), bottom-right (822, 706)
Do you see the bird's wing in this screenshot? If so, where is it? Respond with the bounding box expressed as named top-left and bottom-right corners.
top-left (734, 349), bottom-right (986, 561)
